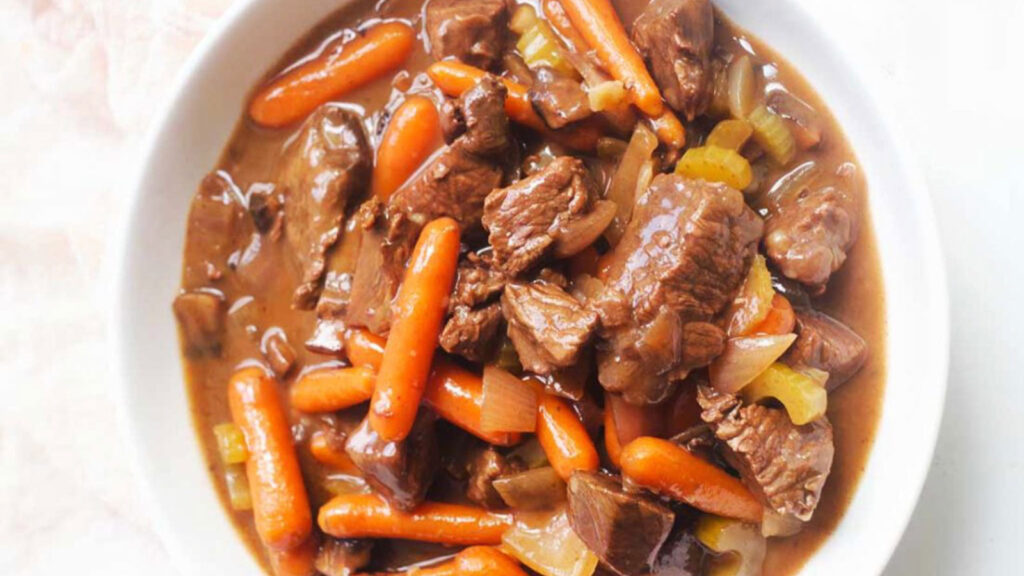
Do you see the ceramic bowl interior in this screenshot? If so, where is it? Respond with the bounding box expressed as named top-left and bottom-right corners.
top-left (114, 0), bottom-right (949, 574)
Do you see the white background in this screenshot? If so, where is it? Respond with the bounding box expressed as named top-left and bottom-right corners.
top-left (0, 0), bottom-right (1021, 574)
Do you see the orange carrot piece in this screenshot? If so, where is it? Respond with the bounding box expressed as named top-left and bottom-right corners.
top-left (603, 402), bottom-right (623, 469)
top-left (344, 329), bottom-right (386, 369)
top-left (426, 61), bottom-right (600, 151)
top-left (556, 0), bottom-right (664, 117)
top-left (648, 109), bottom-right (687, 149)
top-left (318, 494), bottom-right (513, 545)
top-left (228, 367), bottom-right (312, 551)
top-left (535, 392), bottom-right (599, 480)
top-left (309, 431), bottom-right (360, 475)
top-left (620, 437), bottom-right (763, 523)
top-left (754, 294), bottom-right (796, 336)
top-left (423, 359), bottom-right (523, 447)
top-left (268, 536), bottom-right (318, 576)
top-left (365, 546), bottom-right (528, 576)
top-left (369, 218), bottom-right (461, 442)
top-left (250, 22), bottom-right (416, 128)
top-left (290, 366), bottom-right (376, 413)
top-left (373, 95), bottom-right (443, 199)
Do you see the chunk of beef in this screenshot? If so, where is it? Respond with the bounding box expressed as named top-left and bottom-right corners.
top-left (278, 105), bottom-right (371, 309)
top-left (698, 387), bottom-right (833, 522)
top-left (765, 185), bottom-right (858, 292)
top-left (345, 414), bottom-right (439, 511)
top-left (529, 66), bottom-right (592, 130)
top-left (632, 0), bottom-right (714, 120)
top-left (182, 172), bottom-right (243, 287)
top-left (502, 281), bottom-right (598, 375)
top-left (425, 0), bottom-right (510, 71)
top-left (465, 446), bottom-right (525, 509)
top-left (261, 329), bottom-right (296, 376)
top-left (451, 253), bottom-right (507, 309)
top-left (440, 303), bottom-right (503, 362)
top-left (568, 471), bottom-right (674, 576)
top-left (173, 291), bottom-right (225, 356)
top-left (785, 309), bottom-right (868, 390)
top-left (314, 538), bottom-right (372, 576)
top-left (595, 175), bottom-right (763, 404)
top-left (483, 157), bottom-right (614, 276)
top-left (388, 77), bottom-right (510, 238)
top-left (307, 223), bottom-right (364, 354)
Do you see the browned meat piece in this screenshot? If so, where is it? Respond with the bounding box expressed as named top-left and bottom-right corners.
top-left (502, 281), bottom-right (598, 375)
top-left (440, 303), bottom-right (504, 362)
top-left (785, 309), bottom-right (868, 390)
top-left (567, 471), bottom-right (675, 575)
top-left (765, 185), bottom-right (858, 292)
top-left (314, 538), bottom-right (372, 576)
top-left (343, 199), bottom-right (408, 336)
top-left (173, 291), bottom-right (225, 356)
top-left (529, 66), bottom-right (592, 130)
top-left (698, 387), bottom-right (834, 522)
top-left (632, 0), bottom-right (714, 120)
top-left (451, 252), bottom-right (507, 309)
top-left (345, 413), bottom-right (439, 511)
top-left (278, 105), bottom-right (371, 309)
top-left (650, 525), bottom-right (705, 576)
top-left (595, 175), bottom-right (763, 404)
top-left (182, 172), bottom-right (244, 287)
top-left (425, 0), bottom-right (510, 70)
top-left (465, 446), bottom-right (525, 509)
top-left (483, 157), bottom-right (615, 276)
top-left (388, 77), bottom-right (510, 239)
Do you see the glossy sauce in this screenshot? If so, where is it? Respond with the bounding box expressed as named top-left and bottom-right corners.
top-left (179, 0), bottom-right (886, 573)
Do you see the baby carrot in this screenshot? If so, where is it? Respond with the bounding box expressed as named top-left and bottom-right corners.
top-left (318, 494), bottom-right (513, 545)
top-left (423, 359), bottom-right (523, 447)
top-left (267, 536), bottom-right (318, 576)
top-left (290, 366), bottom-right (376, 413)
top-left (754, 294), bottom-right (796, 336)
top-left (648, 109), bottom-right (687, 149)
top-left (620, 436), bottom-right (763, 523)
top-left (344, 329), bottom-right (386, 369)
top-left (309, 431), bottom-right (360, 475)
top-left (365, 546), bottom-right (527, 576)
top-left (369, 218), bottom-right (461, 442)
top-left (426, 61), bottom-right (599, 151)
top-left (556, 0), bottom-right (664, 117)
top-left (535, 392), bottom-right (599, 480)
top-left (250, 21), bottom-right (415, 127)
top-left (373, 95), bottom-right (443, 199)
top-left (603, 402), bottom-right (623, 469)
top-left (228, 367), bottom-right (312, 551)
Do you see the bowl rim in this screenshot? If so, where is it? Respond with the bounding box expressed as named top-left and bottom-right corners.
top-left (111, 0), bottom-right (949, 574)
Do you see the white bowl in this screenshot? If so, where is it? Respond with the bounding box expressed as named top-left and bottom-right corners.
top-left (113, 0), bottom-right (949, 574)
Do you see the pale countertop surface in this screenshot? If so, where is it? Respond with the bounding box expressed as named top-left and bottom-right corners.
top-left (1, 0), bottom-right (1020, 574)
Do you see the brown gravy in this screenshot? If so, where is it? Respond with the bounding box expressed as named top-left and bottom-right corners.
top-left (178, 0), bottom-right (886, 573)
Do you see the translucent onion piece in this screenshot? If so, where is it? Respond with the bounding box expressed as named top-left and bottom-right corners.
top-left (604, 123), bottom-right (657, 245)
top-left (510, 4), bottom-right (540, 35)
top-left (726, 255), bottom-right (776, 337)
top-left (481, 366), bottom-right (539, 433)
top-left (742, 363), bottom-right (827, 425)
top-left (493, 467), bottom-right (567, 510)
top-left (213, 422), bottom-right (248, 464)
top-left (696, 515), bottom-right (766, 576)
top-left (502, 508), bottom-right (599, 576)
top-left (709, 334), bottom-right (798, 394)
top-left (760, 509), bottom-right (803, 538)
top-left (727, 55), bottom-right (758, 120)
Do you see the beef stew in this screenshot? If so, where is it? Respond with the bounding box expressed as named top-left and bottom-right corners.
top-left (175, 0), bottom-right (886, 574)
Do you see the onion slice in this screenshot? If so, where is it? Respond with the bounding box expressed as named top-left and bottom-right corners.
top-left (481, 365), bottom-right (539, 433)
top-left (709, 334), bottom-right (797, 394)
top-left (493, 467), bottom-right (566, 510)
